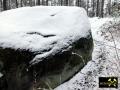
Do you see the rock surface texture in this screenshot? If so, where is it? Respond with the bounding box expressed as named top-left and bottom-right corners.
top-left (0, 6), bottom-right (93, 90)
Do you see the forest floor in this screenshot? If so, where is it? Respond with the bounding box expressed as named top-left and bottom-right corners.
top-left (55, 17), bottom-right (120, 90)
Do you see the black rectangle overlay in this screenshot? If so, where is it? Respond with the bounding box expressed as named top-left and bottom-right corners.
top-left (99, 77), bottom-right (118, 88)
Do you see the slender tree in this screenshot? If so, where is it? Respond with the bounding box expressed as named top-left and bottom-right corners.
top-left (96, 0), bottom-right (100, 17)
top-left (0, 0), bottom-right (3, 11)
top-left (92, 0), bottom-right (95, 16)
top-left (108, 0), bottom-right (111, 15)
top-left (41, 0), bottom-right (44, 5)
top-left (29, 0), bottom-right (32, 6)
top-left (60, 0), bottom-right (63, 6)
top-left (38, 0), bottom-right (40, 5)
top-left (20, 0), bottom-right (23, 7)
top-left (76, 0), bottom-right (81, 7)
top-left (65, 0), bottom-right (69, 6)
top-left (86, 0), bottom-right (89, 15)
top-left (3, 0), bottom-right (7, 10)
top-left (46, 0), bottom-right (48, 5)
top-left (100, 0), bottom-right (105, 17)
top-left (16, 0), bottom-right (18, 8)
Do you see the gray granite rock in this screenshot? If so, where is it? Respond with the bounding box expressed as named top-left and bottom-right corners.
top-left (0, 32), bottom-right (93, 90)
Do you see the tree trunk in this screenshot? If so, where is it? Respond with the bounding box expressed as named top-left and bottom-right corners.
top-left (8, 0), bottom-right (11, 9)
top-left (79, 0), bottom-right (82, 7)
top-left (96, 0), bottom-right (100, 17)
top-left (86, 0), bottom-right (89, 15)
top-left (42, 0), bottom-right (44, 5)
top-left (100, 0), bottom-right (105, 17)
top-left (108, 0), bottom-right (111, 15)
top-left (16, 0), bottom-right (18, 8)
top-left (60, 0), bottom-right (63, 6)
top-left (0, 0), bottom-right (3, 11)
top-left (3, 0), bottom-right (7, 10)
top-left (46, 0), bottom-right (48, 6)
top-left (38, 0), bottom-right (40, 5)
top-left (65, 0), bottom-right (69, 6)
top-left (20, 0), bottom-right (23, 7)
top-left (76, 0), bottom-right (81, 7)
top-left (92, 0), bottom-right (95, 16)
top-left (29, 0), bottom-right (32, 6)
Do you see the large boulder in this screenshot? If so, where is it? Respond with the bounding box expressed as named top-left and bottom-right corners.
top-left (0, 6), bottom-right (93, 90)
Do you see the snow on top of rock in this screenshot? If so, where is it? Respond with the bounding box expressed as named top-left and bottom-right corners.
top-left (0, 6), bottom-right (90, 65)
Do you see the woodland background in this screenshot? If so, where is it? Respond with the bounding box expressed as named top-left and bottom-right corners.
top-left (0, 0), bottom-right (120, 17)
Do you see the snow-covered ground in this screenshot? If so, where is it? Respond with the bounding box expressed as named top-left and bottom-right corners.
top-left (55, 17), bottom-right (120, 90)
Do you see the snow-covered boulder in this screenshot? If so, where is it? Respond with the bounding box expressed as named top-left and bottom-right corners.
top-left (0, 6), bottom-right (93, 90)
